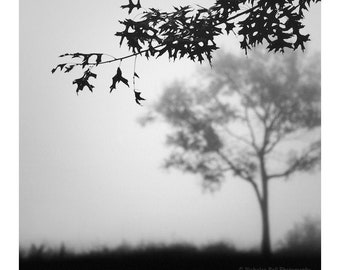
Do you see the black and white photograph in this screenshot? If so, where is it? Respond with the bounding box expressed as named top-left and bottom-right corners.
top-left (16, 0), bottom-right (324, 269)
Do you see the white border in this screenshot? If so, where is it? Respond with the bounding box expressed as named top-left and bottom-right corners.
top-left (322, 0), bottom-right (340, 269)
top-left (0, 0), bottom-right (337, 269)
top-left (0, 0), bottom-right (19, 269)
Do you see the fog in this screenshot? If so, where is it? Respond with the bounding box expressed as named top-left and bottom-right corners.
top-left (20, 0), bottom-right (321, 251)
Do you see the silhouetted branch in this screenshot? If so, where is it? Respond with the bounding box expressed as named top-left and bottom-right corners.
top-left (216, 149), bottom-right (262, 203)
top-left (216, 150), bottom-right (252, 182)
top-left (267, 160), bottom-right (301, 180)
top-left (213, 96), bottom-right (253, 148)
top-left (244, 107), bottom-right (259, 153)
top-left (59, 46), bottom-right (163, 67)
top-left (225, 126), bottom-right (253, 147)
top-left (267, 142), bottom-right (320, 180)
top-left (262, 110), bottom-right (284, 153)
top-left (264, 132), bottom-right (282, 154)
top-left (58, 4), bottom-right (262, 69)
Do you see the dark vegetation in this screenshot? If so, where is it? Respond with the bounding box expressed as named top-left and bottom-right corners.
top-left (277, 217), bottom-right (321, 255)
top-left (20, 243), bottom-right (320, 270)
top-left (20, 218), bottom-right (321, 270)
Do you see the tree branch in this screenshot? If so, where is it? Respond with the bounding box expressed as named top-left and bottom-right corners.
top-left (244, 107), bottom-right (259, 153)
top-left (60, 45), bottom-right (163, 67)
top-left (264, 132), bottom-right (282, 154)
top-left (262, 110), bottom-right (284, 154)
top-left (57, 3), bottom-right (261, 68)
top-left (216, 149), bottom-right (262, 203)
top-left (213, 96), bottom-right (253, 148)
top-left (216, 150), bottom-right (253, 181)
top-left (224, 73), bottom-right (267, 129)
top-left (267, 159), bottom-right (300, 180)
top-left (267, 144), bottom-right (320, 180)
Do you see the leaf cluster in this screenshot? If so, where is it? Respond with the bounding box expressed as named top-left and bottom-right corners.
top-left (73, 69), bottom-right (97, 94)
top-left (116, 0), bottom-right (321, 62)
top-left (51, 52), bottom-right (146, 105)
top-left (51, 0), bottom-right (320, 104)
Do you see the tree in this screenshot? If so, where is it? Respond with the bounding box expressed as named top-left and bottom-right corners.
top-left (140, 51), bottom-right (320, 256)
top-left (51, 0), bottom-right (320, 103)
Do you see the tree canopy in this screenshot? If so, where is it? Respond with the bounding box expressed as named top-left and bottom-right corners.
top-left (142, 51), bottom-right (320, 189)
top-left (52, 0), bottom-right (321, 103)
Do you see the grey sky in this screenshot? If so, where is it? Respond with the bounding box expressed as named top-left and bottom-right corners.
top-left (20, 0), bottom-right (321, 251)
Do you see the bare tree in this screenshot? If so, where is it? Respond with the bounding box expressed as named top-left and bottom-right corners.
top-left (141, 51), bottom-right (320, 256)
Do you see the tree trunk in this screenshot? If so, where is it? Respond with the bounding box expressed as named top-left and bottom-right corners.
top-left (259, 155), bottom-right (271, 257)
top-left (260, 181), bottom-right (271, 257)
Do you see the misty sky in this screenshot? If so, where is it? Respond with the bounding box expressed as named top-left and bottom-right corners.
top-left (20, 0), bottom-right (321, 251)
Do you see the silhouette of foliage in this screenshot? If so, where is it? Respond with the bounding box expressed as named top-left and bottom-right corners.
top-left (20, 242), bottom-right (321, 270)
top-left (116, 0), bottom-right (320, 61)
top-left (72, 69), bottom-right (97, 94)
top-left (121, 0), bottom-right (142, 14)
top-left (134, 90), bottom-right (146, 105)
top-left (110, 67), bottom-right (129, 92)
top-left (52, 0), bottom-right (320, 104)
top-left (140, 51), bottom-right (320, 255)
